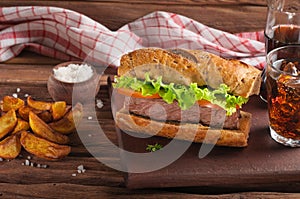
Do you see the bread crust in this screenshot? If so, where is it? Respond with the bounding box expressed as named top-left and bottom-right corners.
top-left (118, 48), bottom-right (262, 98)
top-left (116, 109), bottom-right (252, 147)
top-left (119, 48), bottom-right (205, 86)
top-left (188, 50), bottom-right (262, 98)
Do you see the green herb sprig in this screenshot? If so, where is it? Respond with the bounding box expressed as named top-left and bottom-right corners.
top-left (146, 143), bottom-right (163, 152)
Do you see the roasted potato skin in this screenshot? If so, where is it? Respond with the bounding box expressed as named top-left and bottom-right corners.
top-left (27, 96), bottom-right (52, 111)
top-left (0, 135), bottom-right (21, 159)
top-left (11, 118), bottom-right (30, 135)
top-left (51, 101), bottom-right (67, 121)
top-left (2, 96), bottom-right (25, 112)
top-left (0, 110), bottom-right (18, 139)
top-left (49, 103), bottom-right (83, 135)
top-left (20, 131), bottom-right (71, 160)
top-left (0, 95), bottom-right (83, 160)
top-left (29, 111), bottom-right (69, 145)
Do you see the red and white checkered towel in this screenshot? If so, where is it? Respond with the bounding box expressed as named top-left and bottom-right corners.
top-left (0, 6), bottom-right (265, 69)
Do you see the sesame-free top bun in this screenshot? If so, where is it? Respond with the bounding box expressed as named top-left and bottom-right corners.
top-left (187, 49), bottom-right (262, 98)
top-left (118, 48), bottom-right (262, 98)
top-left (118, 48), bottom-right (206, 87)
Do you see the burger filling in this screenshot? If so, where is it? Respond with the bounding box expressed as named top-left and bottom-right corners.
top-left (113, 73), bottom-right (248, 129)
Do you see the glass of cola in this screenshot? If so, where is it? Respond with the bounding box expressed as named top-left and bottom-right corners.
top-left (261, 0), bottom-right (300, 102)
top-left (266, 45), bottom-right (300, 147)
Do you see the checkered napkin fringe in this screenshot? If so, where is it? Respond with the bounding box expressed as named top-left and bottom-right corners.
top-left (0, 6), bottom-right (265, 69)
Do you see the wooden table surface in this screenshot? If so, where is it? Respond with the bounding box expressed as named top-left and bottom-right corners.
top-left (1, 0), bottom-right (300, 198)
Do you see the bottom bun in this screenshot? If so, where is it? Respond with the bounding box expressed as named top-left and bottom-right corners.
top-left (115, 109), bottom-right (252, 147)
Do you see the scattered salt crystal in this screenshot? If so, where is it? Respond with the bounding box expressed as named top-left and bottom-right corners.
top-left (30, 162), bottom-right (34, 167)
top-left (42, 164), bottom-right (48, 168)
top-left (21, 163), bottom-right (25, 166)
top-left (16, 88), bottom-right (21, 93)
top-left (25, 159), bottom-right (30, 166)
top-left (76, 165), bottom-right (86, 174)
top-left (27, 156), bottom-right (31, 160)
top-left (77, 165), bottom-right (84, 170)
top-left (12, 93), bottom-right (18, 98)
top-left (72, 173), bottom-right (77, 177)
top-left (96, 99), bottom-right (103, 109)
top-left (53, 63), bottom-right (94, 83)
top-left (0, 158), bottom-right (3, 162)
top-left (87, 116), bottom-right (93, 120)
top-left (88, 134), bottom-right (92, 137)
top-left (24, 94), bottom-right (29, 97)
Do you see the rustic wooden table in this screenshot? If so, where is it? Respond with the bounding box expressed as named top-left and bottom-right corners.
top-left (1, 0), bottom-right (300, 198)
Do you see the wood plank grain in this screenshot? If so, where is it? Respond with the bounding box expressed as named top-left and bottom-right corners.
top-left (0, 1), bottom-right (267, 32)
top-left (1, 183), bottom-right (300, 199)
top-left (3, 51), bottom-right (63, 65)
top-left (0, 1), bottom-right (294, 197)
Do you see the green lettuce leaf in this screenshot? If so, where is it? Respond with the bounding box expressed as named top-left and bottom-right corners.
top-left (113, 74), bottom-right (248, 115)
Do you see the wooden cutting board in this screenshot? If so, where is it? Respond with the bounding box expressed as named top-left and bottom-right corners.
top-left (115, 95), bottom-right (300, 192)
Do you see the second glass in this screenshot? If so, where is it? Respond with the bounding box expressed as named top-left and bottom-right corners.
top-left (261, 0), bottom-right (300, 101)
top-left (266, 45), bottom-right (300, 147)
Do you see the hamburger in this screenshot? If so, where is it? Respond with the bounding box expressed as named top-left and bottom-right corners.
top-left (113, 48), bottom-right (262, 147)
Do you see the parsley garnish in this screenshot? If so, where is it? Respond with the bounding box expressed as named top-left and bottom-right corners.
top-left (146, 143), bottom-right (163, 152)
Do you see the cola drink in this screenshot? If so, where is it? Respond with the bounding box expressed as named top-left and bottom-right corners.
top-left (261, 25), bottom-right (300, 101)
top-left (265, 25), bottom-right (300, 53)
top-left (267, 54), bottom-right (300, 145)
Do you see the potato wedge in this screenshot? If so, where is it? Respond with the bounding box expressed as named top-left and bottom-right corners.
top-left (29, 111), bottom-right (69, 144)
top-left (11, 118), bottom-right (30, 135)
top-left (19, 106), bottom-right (53, 123)
top-left (20, 131), bottom-right (71, 160)
top-left (18, 106), bottom-right (36, 121)
top-left (0, 110), bottom-right (17, 139)
top-left (51, 101), bottom-right (67, 121)
top-left (27, 96), bottom-right (52, 111)
top-left (49, 103), bottom-right (83, 135)
top-left (2, 96), bottom-right (25, 112)
top-left (38, 111), bottom-right (53, 123)
top-left (0, 135), bottom-right (21, 159)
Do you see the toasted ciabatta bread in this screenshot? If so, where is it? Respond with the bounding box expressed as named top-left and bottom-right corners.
top-left (118, 48), bottom-right (205, 87)
top-left (187, 49), bottom-right (262, 98)
top-left (116, 109), bottom-right (252, 147)
top-left (119, 48), bottom-right (262, 98)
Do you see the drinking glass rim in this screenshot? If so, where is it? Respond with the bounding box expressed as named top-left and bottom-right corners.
top-left (267, 0), bottom-right (300, 14)
top-left (267, 45), bottom-right (300, 77)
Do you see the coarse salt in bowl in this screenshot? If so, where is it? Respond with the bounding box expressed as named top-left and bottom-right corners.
top-left (47, 61), bottom-right (100, 104)
top-left (53, 63), bottom-right (94, 83)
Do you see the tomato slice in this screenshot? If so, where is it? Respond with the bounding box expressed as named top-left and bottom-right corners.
top-left (116, 88), bottom-right (160, 99)
top-left (197, 100), bottom-right (222, 109)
